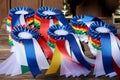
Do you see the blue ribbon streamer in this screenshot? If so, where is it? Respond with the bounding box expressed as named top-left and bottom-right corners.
top-left (9, 6), bottom-right (34, 27)
top-left (66, 34), bottom-right (91, 70)
top-left (36, 6), bottom-right (71, 28)
top-left (23, 39), bottom-right (41, 77)
top-left (11, 25), bottom-right (41, 77)
top-left (100, 33), bottom-right (114, 74)
top-left (48, 25), bottom-right (91, 70)
top-left (89, 21), bottom-right (117, 74)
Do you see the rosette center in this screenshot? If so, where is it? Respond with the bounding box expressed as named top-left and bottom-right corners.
top-left (54, 30), bottom-right (68, 36)
top-left (18, 32), bottom-right (32, 39)
top-left (42, 11), bottom-right (56, 15)
top-left (15, 10), bottom-right (28, 15)
top-left (96, 27), bottom-right (110, 33)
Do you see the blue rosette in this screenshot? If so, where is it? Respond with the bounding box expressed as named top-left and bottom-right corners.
top-left (10, 25), bottom-right (50, 78)
top-left (6, 6), bottom-right (35, 46)
top-left (70, 15), bottom-right (102, 42)
top-left (88, 21), bottom-right (120, 77)
top-left (8, 6), bottom-right (34, 28)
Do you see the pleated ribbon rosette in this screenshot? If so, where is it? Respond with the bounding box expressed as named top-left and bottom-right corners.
top-left (34, 6), bottom-right (71, 49)
top-left (46, 25), bottom-right (95, 77)
top-left (70, 15), bottom-right (101, 42)
top-left (6, 6), bottom-right (34, 46)
top-left (0, 25), bottom-right (49, 78)
top-left (88, 21), bottom-right (120, 77)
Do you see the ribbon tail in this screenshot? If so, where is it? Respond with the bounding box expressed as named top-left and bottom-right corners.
top-left (94, 52), bottom-right (105, 77)
top-left (23, 39), bottom-right (41, 77)
top-left (32, 38), bottom-right (49, 69)
top-left (38, 38), bottom-right (53, 60)
top-left (101, 33), bottom-right (114, 74)
top-left (61, 56), bottom-right (90, 77)
top-left (0, 53), bottom-right (21, 76)
top-left (40, 18), bottom-right (50, 41)
top-left (46, 46), bottom-right (62, 75)
top-left (75, 35), bottom-right (95, 65)
top-left (110, 33), bottom-right (120, 77)
top-left (60, 57), bottom-right (72, 77)
top-left (12, 40), bottom-right (29, 74)
top-left (66, 34), bottom-right (91, 70)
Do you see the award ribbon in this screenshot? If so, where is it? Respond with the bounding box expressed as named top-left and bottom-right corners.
top-left (34, 6), bottom-right (71, 48)
top-left (88, 21), bottom-right (120, 77)
top-left (11, 25), bottom-right (49, 77)
top-left (46, 25), bottom-right (92, 77)
top-left (6, 6), bottom-right (34, 46)
top-left (70, 15), bottom-right (102, 42)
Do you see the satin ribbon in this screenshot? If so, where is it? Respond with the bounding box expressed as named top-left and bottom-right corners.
top-left (88, 21), bottom-right (120, 77)
top-left (6, 6), bottom-right (34, 46)
top-left (35, 6), bottom-right (71, 48)
top-left (10, 25), bottom-right (49, 77)
top-left (46, 25), bottom-right (92, 77)
top-left (70, 15), bottom-right (102, 42)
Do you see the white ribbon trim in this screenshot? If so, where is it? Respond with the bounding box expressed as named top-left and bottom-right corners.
top-left (32, 38), bottom-right (49, 69)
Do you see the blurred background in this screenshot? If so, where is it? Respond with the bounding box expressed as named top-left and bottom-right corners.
top-left (0, 0), bottom-right (119, 27)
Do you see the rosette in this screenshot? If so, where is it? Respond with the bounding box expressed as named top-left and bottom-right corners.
top-left (70, 15), bottom-right (101, 42)
top-left (88, 21), bottom-right (120, 77)
top-left (34, 6), bottom-right (71, 49)
top-left (0, 25), bottom-right (49, 78)
top-left (6, 6), bottom-right (34, 46)
top-left (46, 25), bottom-right (93, 77)
top-left (6, 6), bottom-right (34, 32)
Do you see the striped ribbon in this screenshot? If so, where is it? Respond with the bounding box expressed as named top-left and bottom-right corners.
top-left (34, 6), bottom-right (71, 49)
top-left (70, 15), bottom-right (102, 42)
top-left (46, 25), bottom-right (92, 77)
top-left (10, 25), bottom-right (49, 77)
top-left (6, 6), bottom-right (34, 46)
top-left (88, 21), bottom-right (120, 77)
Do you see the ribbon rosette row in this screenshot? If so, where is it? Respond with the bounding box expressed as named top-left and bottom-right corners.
top-left (0, 6), bottom-right (120, 78)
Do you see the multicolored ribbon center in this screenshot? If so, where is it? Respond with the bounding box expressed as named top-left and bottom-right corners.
top-left (70, 15), bottom-right (102, 42)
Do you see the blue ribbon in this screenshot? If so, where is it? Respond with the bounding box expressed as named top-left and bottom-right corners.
top-left (9, 6), bottom-right (34, 27)
top-left (70, 15), bottom-right (102, 26)
top-left (100, 33), bottom-right (114, 74)
top-left (11, 25), bottom-right (41, 77)
top-left (48, 25), bottom-right (92, 70)
top-left (36, 6), bottom-right (71, 28)
top-left (89, 21), bottom-right (117, 74)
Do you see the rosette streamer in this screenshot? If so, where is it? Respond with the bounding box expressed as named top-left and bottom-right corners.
top-left (70, 15), bottom-right (101, 42)
top-left (88, 21), bottom-right (120, 77)
top-left (6, 6), bottom-right (34, 46)
top-left (34, 6), bottom-right (71, 49)
top-left (0, 26), bottom-right (49, 77)
top-left (46, 25), bottom-right (93, 77)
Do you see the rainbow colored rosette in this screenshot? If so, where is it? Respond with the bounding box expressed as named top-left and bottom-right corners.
top-left (70, 15), bottom-right (101, 42)
top-left (34, 6), bottom-right (70, 49)
top-left (88, 21), bottom-right (120, 77)
top-left (46, 25), bottom-right (94, 77)
top-left (6, 6), bottom-right (34, 46)
top-left (0, 25), bottom-right (49, 77)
